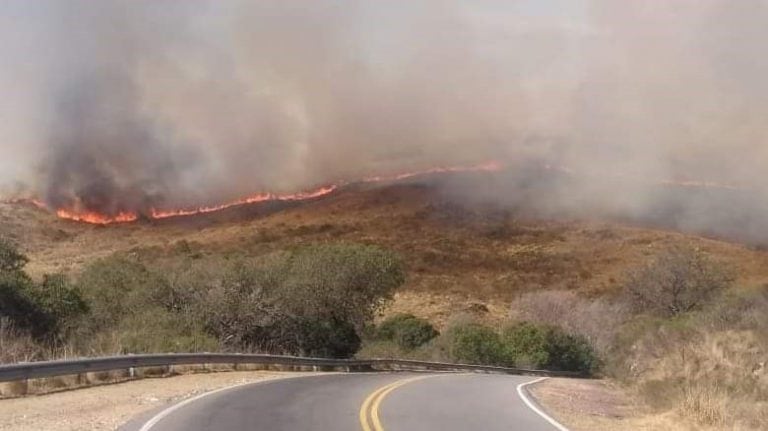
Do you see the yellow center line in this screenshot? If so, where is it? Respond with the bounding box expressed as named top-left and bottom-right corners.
top-left (359, 375), bottom-right (437, 431)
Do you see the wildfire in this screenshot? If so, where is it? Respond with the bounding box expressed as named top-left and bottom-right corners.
top-left (7, 159), bottom-right (741, 225)
top-left (55, 208), bottom-right (139, 224)
top-left (149, 185), bottom-right (340, 220)
top-left (25, 161), bottom-right (503, 225)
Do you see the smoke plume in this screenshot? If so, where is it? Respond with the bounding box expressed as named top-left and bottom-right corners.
top-left (0, 1), bottom-right (767, 240)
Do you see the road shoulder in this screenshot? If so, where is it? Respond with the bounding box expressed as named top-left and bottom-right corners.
top-left (529, 377), bottom-right (692, 431)
top-left (0, 371), bottom-right (306, 431)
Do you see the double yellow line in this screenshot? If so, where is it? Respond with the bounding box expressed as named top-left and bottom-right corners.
top-left (358, 375), bottom-right (433, 431)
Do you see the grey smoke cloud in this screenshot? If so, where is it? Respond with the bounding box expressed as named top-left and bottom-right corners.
top-left (0, 0), bottom-right (767, 241)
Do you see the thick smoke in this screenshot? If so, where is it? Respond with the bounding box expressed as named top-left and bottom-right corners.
top-left (0, 1), bottom-right (767, 240)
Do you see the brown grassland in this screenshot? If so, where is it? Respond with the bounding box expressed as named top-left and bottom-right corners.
top-left (4, 181), bottom-right (768, 325)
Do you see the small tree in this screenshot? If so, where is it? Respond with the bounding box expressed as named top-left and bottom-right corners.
top-left (278, 243), bottom-right (406, 331)
top-left (376, 314), bottom-right (439, 350)
top-left (624, 247), bottom-right (734, 317)
top-left (200, 243), bottom-right (406, 358)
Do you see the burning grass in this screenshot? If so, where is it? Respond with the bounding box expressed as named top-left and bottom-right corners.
top-left (29, 161), bottom-right (503, 225)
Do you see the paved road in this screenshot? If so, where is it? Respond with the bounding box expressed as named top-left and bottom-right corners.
top-left (125, 373), bottom-right (563, 431)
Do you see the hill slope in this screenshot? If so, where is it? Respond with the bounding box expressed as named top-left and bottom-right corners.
top-left (3, 175), bottom-right (768, 326)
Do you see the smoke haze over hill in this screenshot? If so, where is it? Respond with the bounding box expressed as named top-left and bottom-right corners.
top-left (0, 1), bottom-right (767, 239)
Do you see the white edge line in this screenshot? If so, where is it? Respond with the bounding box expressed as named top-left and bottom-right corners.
top-left (138, 373), bottom-right (338, 431)
top-left (516, 377), bottom-right (571, 431)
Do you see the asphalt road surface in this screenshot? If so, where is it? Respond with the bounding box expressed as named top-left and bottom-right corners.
top-left (124, 373), bottom-right (564, 431)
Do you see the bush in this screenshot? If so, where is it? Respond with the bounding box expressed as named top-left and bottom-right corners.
top-left (510, 290), bottom-right (627, 354)
top-left (76, 256), bottom-right (171, 331)
top-left (544, 328), bottom-right (599, 373)
top-left (0, 239), bottom-right (56, 339)
top-left (278, 243), bottom-right (406, 330)
top-left (376, 314), bottom-right (439, 350)
top-left (700, 286), bottom-right (768, 335)
top-left (438, 320), bottom-right (597, 373)
top-left (501, 322), bottom-right (598, 373)
top-left (500, 322), bottom-right (550, 368)
top-left (295, 317), bottom-right (361, 358)
top-left (0, 237), bottom-right (28, 272)
top-left (109, 309), bottom-right (219, 354)
top-left (446, 323), bottom-right (505, 365)
top-left (200, 243), bottom-right (406, 357)
top-left (624, 247), bottom-right (734, 317)
top-left (0, 274), bottom-right (55, 339)
top-left (28, 274), bottom-right (89, 340)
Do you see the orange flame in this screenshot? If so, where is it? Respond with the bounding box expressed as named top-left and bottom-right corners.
top-left (149, 185), bottom-right (340, 219)
top-left (37, 161), bottom-right (504, 225)
top-left (55, 208), bottom-right (139, 224)
top-left (2, 160), bottom-right (745, 225)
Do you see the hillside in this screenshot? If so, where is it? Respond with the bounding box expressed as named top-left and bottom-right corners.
top-left (3, 173), bottom-right (768, 327)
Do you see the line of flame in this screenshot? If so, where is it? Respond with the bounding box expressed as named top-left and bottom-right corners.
top-left (5, 159), bottom-right (742, 225)
top-left (35, 161), bottom-right (505, 225)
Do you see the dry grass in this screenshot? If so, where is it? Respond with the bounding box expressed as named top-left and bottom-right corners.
top-left (680, 383), bottom-right (727, 427)
top-left (531, 377), bottom-right (724, 431)
top-left (0, 319), bottom-right (43, 364)
top-left (620, 326), bottom-right (768, 430)
top-left (5, 183), bottom-right (768, 328)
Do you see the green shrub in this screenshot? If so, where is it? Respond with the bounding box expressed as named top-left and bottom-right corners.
top-left (446, 323), bottom-right (504, 365)
top-left (544, 329), bottom-right (599, 373)
top-left (0, 239), bottom-right (56, 339)
top-left (201, 243), bottom-right (406, 357)
top-left (501, 322), bottom-right (598, 373)
top-left (76, 256), bottom-right (171, 331)
top-left (28, 274), bottom-right (89, 340)
top-left (278, 243), bottom-right (406, 330)
top-left (296, 317), bottom-right (361, 358)
top-left (0, 274), bottom-right (54, 340)
top-left (376, 314), bottom-right (439, 350)
top-left (500, 322), bottom-right (550, 368)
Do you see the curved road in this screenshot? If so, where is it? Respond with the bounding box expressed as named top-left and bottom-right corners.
top-left (124, 373), bottom-right (564, 431)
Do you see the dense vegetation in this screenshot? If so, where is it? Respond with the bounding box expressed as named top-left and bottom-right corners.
top-left (363, 317), bottom-right (597, 374)
top-left (0, 239), bottom-right (404, 360)
top-left (375, 313), bottom-right (439, 350)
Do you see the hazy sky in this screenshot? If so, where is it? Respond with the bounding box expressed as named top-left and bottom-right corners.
top-left (1, 0), bottom-right (767, 234)
top-left (0, 0), bottom-right (583, 188)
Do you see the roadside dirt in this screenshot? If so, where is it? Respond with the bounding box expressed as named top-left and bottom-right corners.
top-left (531, 377), bottom-right (695, 431)
top-left (0, 371), bottom-right (307, 431)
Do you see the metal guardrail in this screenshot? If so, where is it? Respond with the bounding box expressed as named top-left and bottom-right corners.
top-left (0, 353), bottom-right (583, 383)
